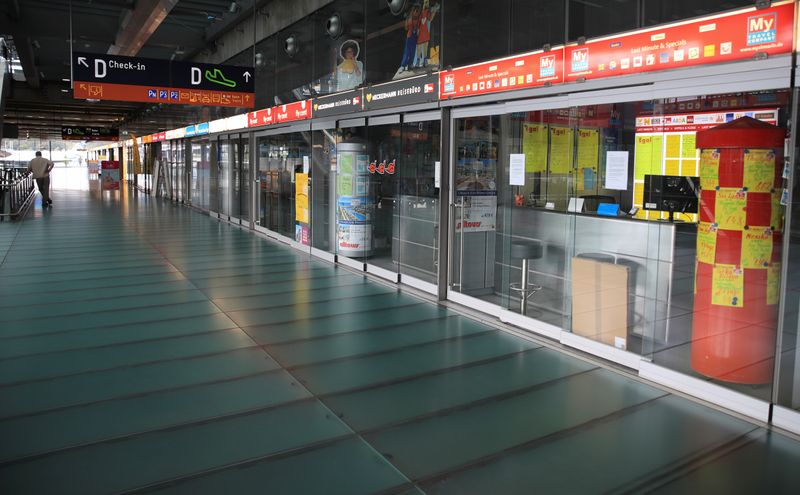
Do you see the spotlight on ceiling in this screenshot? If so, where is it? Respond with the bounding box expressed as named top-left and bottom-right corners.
top-left (284, 34), bottom-right (300, 58)
top-left (386, 0), bottom-right (408, 16)
top-left (326, 13), bottom-right (343, 39)
top-left (229, 2), bottom-right (240, 14)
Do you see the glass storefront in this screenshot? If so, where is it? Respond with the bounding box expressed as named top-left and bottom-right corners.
top-left (449, 88), bottom-right (792, 403)
top-left (191, 138), bottom-right (210, 210)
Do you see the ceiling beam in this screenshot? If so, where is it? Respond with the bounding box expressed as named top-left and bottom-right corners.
top-left (107, 0), bottom-right (180, 56)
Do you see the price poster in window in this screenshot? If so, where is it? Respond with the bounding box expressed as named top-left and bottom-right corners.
top-left (741, 227), bottom-right (773, 269)
top-left (743, 149), bottom-right (776, 193)
top-left (712, 264), bottom-right (744, 307)
top-left (716, 188), bottom-right (747, 231)
top-left (523, 123), bottom-right (548, 173)
top-left (696, 222), bottom-right (717, 264)
top-left (549, 126), bottom-right (573, 174)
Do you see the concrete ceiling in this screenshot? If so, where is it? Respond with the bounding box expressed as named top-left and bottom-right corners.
top-left (1, 0), bottom-right (262, 139)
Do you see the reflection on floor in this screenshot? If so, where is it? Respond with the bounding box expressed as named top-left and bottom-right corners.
top-left (2, 182), bottom-right (800, 493)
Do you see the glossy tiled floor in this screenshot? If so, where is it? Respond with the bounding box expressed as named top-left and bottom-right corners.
top-left (2, 183), bottom-right (800, 494)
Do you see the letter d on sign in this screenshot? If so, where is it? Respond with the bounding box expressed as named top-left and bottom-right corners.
top-left (95, 59), bottom-right (107, 79)
top-left (191, 67), bottom-right (201, 85)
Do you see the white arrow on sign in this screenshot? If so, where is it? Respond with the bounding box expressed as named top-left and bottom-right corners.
top-left (243, 71), bottom-right (251, 82)
top-left (78, 57), bottom-right (88, 68)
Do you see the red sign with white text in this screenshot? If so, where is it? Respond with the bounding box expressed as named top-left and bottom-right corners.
top-left (565, 1), bottom-right (794, 82)
top-left (274, 100), bottom-right (312, 124)
top-left (248, 108), bottom-right (274, 128)
top-left (439, 48), bottom-right (564, 99)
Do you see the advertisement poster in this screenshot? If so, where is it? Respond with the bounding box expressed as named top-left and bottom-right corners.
top-left (564, 2), bottom-right (794, 82)
top-left (295, 173), bottom-right (309, 225)
top-left (456, 196), bottom-right (497, 233)
top-left (699, 149), bottom-right (720, 190)
top-left (522, 123), bottom-right (548, 173)
top-left (712, 264), bottom-right (744, 307)
top-left (771, 190), bottom-right (784, 231)
top-left (576, 129), bottom-right (599, 169)
top-left (549, 126), bottom-right (573, 174)
top-left (716, 188), bottom-right (747, 230)
top-left (337, 196), bottom-right (372, 254)
top-left (741, 227), bottom-right (772, 269)
top-left (696, 222), bottom-right (717, 264)
top-left (393, 0), bottom-right (441, 81)
top-left (743, 149), bottom-right (776, 193)
top-left (440, 48), bottom-right (563, 99)
top-left (634, 134), bottom-right (662, 180)
top-left (100, 160), bottom-right (120, 190)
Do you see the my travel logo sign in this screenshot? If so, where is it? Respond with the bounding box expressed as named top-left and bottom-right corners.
top-left (747, 12), bottom-right (777, 46)
top-left (540, 54), bottom-right (556, 78)
top-left (571, 48), bottom-right (588, 73)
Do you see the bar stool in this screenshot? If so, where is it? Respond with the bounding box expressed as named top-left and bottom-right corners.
top-left (509, 239), bottom-right (544, 314)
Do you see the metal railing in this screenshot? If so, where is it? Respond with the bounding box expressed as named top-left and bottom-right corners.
top-left (0, 166), bottom-right (35, 221)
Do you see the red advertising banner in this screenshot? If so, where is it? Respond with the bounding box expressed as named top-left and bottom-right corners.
top-left (100, 160), bottom-right (120, 190)
top-left (274, 100), bottom-right (312, 124)
top-left (73, 81), bottom-right (255, 108)
top-left (248, 107), bottom-right (274, 128)
top-left (565, 1), bottom-right (794, 82)
top-left (634, 108), bottom-right (779, 133)
top-left (440, 48), bottom-right (564, 99)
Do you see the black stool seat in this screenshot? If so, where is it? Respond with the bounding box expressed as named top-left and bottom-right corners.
top-left (511, 240), bottom-right (544, 260)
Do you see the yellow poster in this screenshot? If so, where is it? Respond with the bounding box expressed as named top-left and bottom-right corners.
top-left (131, 134), bottom-right (142, 175)
top-left (699, 149), bottom-right (719, 190)
top-left (771, 190), bottom-right (784, 232)
top-left (768, 262), bottom-right (781, 305)
top-left (576, 128), bottom-right (599, 170)
top-left (715, 188), bottom-right (746, 231)
top-left (741, 227), bottom-right (773, 269)
top-left (681, 134), bottom-right (697, 159)
top-left (665, 160), bottom-right (680, 176)
top-left (634, 134), bottom-right (663, 180)
top-left (743, 149), bottom-right (776, 193)
top-left (295, 173), bottom-right (309, 224)
top-left (712, 264), bottom-right (744, 307)
top-left (696, 222), bottom-right (717, 264)
top-left (665, 134), bottom-right (681, 159)
top-left (522, 123), bottom-right (548, 173)
top-left (549, 126), bottom-right (573, 174)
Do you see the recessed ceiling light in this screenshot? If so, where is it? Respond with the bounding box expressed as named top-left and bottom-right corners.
top-left (61, 89), bottom-right (69, 93)
top-left (61, 78), bottom-right (70, 82)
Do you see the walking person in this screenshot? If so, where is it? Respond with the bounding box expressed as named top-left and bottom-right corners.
top-left (27, 151), bottom-right (54, 207)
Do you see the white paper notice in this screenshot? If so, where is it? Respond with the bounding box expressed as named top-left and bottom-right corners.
top-left (302, 156), bottom-right (310, 174)
top-left (604, 151), bottom-right (629, 190)
top-left (509, 154), bottom-right (525, 186)
top-left (434, 161), bottom-right (441, 189)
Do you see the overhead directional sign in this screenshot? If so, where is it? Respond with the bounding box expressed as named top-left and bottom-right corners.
top-left (72, 52), bottom-right (255, 108)
top-left (62, 126), bottom-right (119, 141)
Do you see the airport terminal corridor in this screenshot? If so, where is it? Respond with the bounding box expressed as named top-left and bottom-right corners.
top-left (0, 182), bottom-right (798, 494)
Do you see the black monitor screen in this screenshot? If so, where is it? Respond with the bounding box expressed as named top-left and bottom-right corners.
top-left (643, 175), bottom-right (699, 214)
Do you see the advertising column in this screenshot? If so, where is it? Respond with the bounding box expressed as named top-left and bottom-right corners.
top-left (336, 141), bottom-right (372, 257)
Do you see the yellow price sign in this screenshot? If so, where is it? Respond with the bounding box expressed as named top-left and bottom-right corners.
top-left (741, 227), bottom-right (772, 269)
top-left (696, 222), bottom-right (717, 265)
top-left (715, 188), bottom-right (746, 231)
top-left (743, 149), bottom-right (776, 193)
top-left (712, 264), bottom-right (744, 308)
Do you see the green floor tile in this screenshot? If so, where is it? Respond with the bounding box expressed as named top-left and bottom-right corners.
top-left (0, 401), bottom-right (351, 495)
top-left (0, 347), bottom-right (277, 419)
top-left (214, 282), bottom-right (391, 312)
top-left (149, 437), bottom-right (409, 495)
top-left (0, 371), bottom-right (309, 463)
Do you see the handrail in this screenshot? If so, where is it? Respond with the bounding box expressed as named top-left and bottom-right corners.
top-left (0, 167), bottom-right (36, 220)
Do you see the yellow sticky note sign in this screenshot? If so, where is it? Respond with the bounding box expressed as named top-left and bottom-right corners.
top-left (699, 149), bottom-right (719, 190)
top-left (665, 159), bottom-right (680, 175)
top-left (681, 134), bottom-right (697, 159)
top-left (666, 134), bottom-right (681, 158)
top-left (634, 134), bottom-right (663, 180)
top-left (696, 222), bottom-right (717, 264)
top-left (712, 264), bottom-right (744, 307)
top-left (576, 128), bottom-right (599, 170)
top-left (767, 262), bottom-right (781, 305)
top-left (549, 126), bottom-right (574, 174)
top-left (634, 182), bottom-right (644, 205)
top-left (680, 160), bottom-right (698, 176)
top-left (295, 173), bottom-right (309, 224)
top-left (523, 123), bottom-right (548, 173)
top-left (716, 188), bottom-right (746, 231)
top-left (743, 149), bottom-right (776, 193)
top-left (741, 227), bottom-right (772, 269)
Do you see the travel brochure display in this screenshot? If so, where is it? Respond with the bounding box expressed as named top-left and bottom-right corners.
top-left (565, 1), bottom-right (794, 82)
top-left (632, 108), bottom-right (779, 221)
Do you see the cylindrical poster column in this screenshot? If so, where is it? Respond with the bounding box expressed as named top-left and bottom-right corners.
top-left (692, 117), bottom-right (785, 384)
